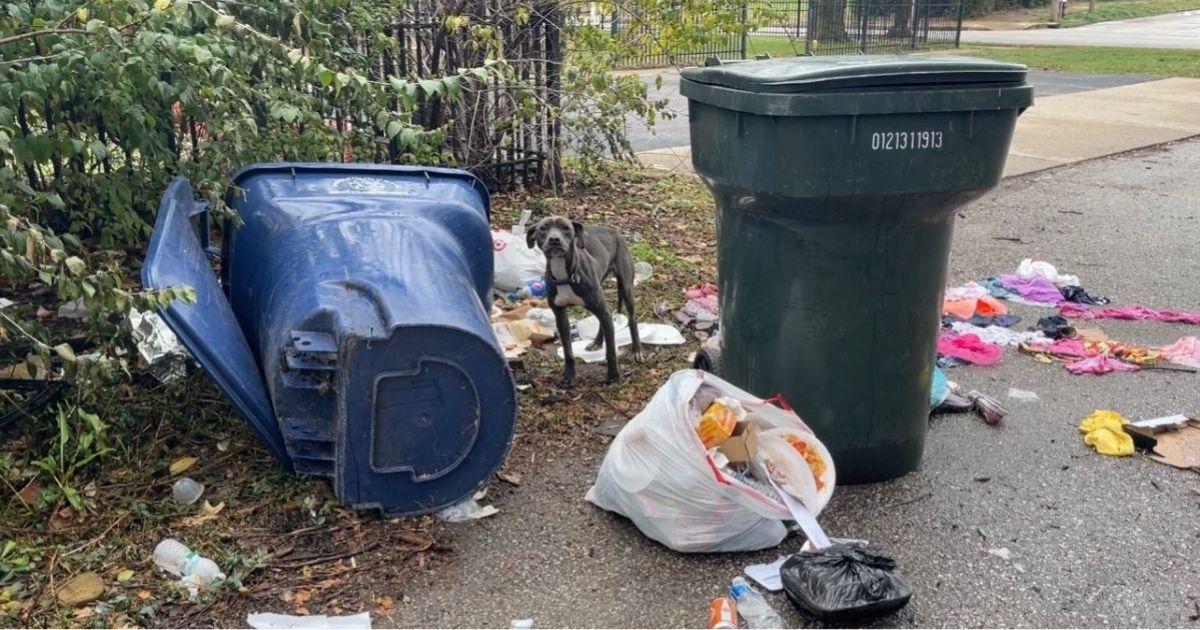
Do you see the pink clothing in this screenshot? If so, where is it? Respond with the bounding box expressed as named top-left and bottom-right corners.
top-left (1059, 303), bottom-right (1200, 325)
top-left (1064, 355), bottom-right (1140, 375)
top-left (937, 333), bottom-right (1004, 366)
top-left (1161, 336), bottom-right (1200, 368)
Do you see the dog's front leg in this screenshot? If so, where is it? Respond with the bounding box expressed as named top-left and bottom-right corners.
top-left (552, 305), bottom-right (575, 389)
top-left (594, 303), bottom-right (619, 384)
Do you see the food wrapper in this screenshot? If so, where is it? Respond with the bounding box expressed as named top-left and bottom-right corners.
top-left (696, 397), bottom-right (743, 448)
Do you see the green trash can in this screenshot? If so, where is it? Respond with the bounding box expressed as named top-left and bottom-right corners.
top-left (681, 56), bottom-right (1032, 483)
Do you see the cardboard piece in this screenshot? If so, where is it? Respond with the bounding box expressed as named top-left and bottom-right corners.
top-left (1125, 416), bottom-right (1200, 469)
top-left (716, 417), bottom-right (767, 464)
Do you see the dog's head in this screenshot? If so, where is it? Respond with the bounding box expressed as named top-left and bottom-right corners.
top-left (526, 215), bottom-right (584, 258)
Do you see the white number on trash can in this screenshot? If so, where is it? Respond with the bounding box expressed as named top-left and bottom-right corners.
top-left (870, 131), bottom-right (943, 151)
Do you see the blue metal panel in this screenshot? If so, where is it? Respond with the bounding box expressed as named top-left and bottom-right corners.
top-left (141, 178), bottom-right (292, 468)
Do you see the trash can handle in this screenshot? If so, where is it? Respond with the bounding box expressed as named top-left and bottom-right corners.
top-left (186, 199), bottom-right (222, 262)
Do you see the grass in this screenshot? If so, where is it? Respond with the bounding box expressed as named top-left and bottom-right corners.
top-left (959, 44), bottom-right (1200, 76)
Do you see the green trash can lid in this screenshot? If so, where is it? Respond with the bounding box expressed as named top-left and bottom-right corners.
top-left (680, 55), bottom-right (1031, 116)
top-left (680, 55), bottom-right (1026, 93)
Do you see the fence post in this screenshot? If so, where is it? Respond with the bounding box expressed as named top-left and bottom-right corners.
top-left (954, 0), bottom-right (964, 48)
top-left (804, 0), bottom-right (813, 54)
top-left (740, 0), bottom-right (749, 59)
top-left (858, 0), bottom-right (868, 54)
top-left (907, 0), bottom-right (916, 49)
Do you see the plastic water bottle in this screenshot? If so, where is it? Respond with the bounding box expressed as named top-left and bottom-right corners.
top-left (730, 577), bottom-right (784, 629)
top-left (153, 539), bottom-right (225, 586)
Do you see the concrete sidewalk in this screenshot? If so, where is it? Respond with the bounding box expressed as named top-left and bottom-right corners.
top-left (961, 9), bottom-right (1200, 49)
top-left (637, 77), bottom-right (1200, 178)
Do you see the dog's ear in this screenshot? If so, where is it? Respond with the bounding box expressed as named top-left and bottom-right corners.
top-left (572, 220), bottom-right (585, 240)
top-left (525, 219), bottom-right (541, 250)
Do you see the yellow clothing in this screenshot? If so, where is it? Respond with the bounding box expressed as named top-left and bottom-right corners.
top-left (1078, 409), bottom-right (1133, 456)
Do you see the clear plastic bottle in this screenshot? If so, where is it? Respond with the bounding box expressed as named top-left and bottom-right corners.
top-left (730, 576), bottom-right (784, 629)
top-left (153, 539), bottom-right (225, 586)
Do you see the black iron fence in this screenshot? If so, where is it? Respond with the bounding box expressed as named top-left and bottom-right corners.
top-left (596, 0), bottom-right (962, 67)
top-left (387, 1), bottom-right (562, 190)
top-left (751, 0), bottom-right (964, 55)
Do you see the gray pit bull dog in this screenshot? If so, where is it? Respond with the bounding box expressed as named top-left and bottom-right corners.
top-left (526, 216), bottom-right (642, 387)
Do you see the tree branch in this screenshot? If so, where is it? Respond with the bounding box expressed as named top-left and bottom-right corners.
top-left (0, 28), bottom-right (88, 48)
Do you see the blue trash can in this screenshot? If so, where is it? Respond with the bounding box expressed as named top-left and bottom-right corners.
top-left (143, 163), bottom-right (516, 515)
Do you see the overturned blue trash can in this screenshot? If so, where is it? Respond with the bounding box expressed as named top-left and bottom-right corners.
top-left (142, 163), bottom-right (516, 515)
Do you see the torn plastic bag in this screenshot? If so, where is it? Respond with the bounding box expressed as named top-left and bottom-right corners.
top-left (779, 544), bottom-right (913, 623)
top-left (585, 370), bottom-right (834, 553)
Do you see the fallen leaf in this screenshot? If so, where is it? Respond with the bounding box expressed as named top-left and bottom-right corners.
top-left (294, 606), bottom-right (310, 616)
top-left (56, 572), bottom-right (105, 605)
top-left (293, 589), bottom-right (314, 606)
top-left (49, 507), bottom-right (74, 530)
top-left (136, 590), bottom-right (151, 600)
top-left (496, 471), bottom-right (522, 486)
top-left (179, 500), bottom-right (224, 527)
top-left (72, 606), bottom-right (94, 619)
top-left (169, 456), bottom-right (198, 475)
top-left (375, 595), bottom-right (395, 615)
top-left (16, 481), bottom-right (43, 505)
top-left (216, 441), bottom-right (229, 452)
top-left (116, 569), bottom-right (134, 582)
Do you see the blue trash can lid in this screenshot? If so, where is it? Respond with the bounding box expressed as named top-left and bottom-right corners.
top-left (142, 177), bottom-right (292, 469)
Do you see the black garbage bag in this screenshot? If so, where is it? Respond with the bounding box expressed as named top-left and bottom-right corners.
top-left (1060, 285), bottom-right (1110, 305)
top-left (780, 544), bottom-right (913, 623)
top-left (1037, 315), bottom-right (1075, 340)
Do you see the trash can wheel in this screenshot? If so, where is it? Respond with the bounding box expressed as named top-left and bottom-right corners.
top-left (693, 345), bottom-right (723, 376)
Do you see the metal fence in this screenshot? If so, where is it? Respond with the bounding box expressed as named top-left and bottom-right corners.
top-left (386, 1), bottom-right (562, 190)
top-left (751, 0), bottom-right (964, 55)
top-left (597, 0), bottom-right (962, 67)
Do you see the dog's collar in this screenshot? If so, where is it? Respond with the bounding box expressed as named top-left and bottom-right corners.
top-left (547, 272), bottom-right (579, 286)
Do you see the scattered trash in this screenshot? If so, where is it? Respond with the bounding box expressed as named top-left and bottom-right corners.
top-left (576, 313), bottom-right (629, 341)
top-left (948, 322), bottom-right (1049, 347)
top-left (492, 226), bottom-right (545, 293)
top-left (677, 283), bottom-right (719, 338)
top-left (153, 538), bottom-right (226, 596)
top-left (942, 295), bottom-right (1007, 320)
top-left (987, 547), bottom-right (1013, 561)
top-left (1036, 315), bottom-right (1075, 340)
top-left (504, 277), bottom-right (548, 302)
top-left (729, 576), bottom-right (784, 629)
top-left (966, 390), bottom-right (1007, 425)
top-left (556, 320), bottom-right (683, 363)
top-left (1060, 285), bottom-right (1110, 305)
top-left (436, 490), bottom-right (499, 522)
top-left (179, 500), bottom-right (225, 527)
top-left (1016, 258), bottom-right (1080, 288)
top-left (56, 571), bottom-right (105, 605)
top-left (998, 273), bottom-right (1064, 305)
top-left (496, 471), bottom-right (522, 486)
top-left (247, 612), bottom-right (372, 629)
top-left (634, 261), bottom-right (653, 286)
top-left (1065, 355), bottom-right (1140, 375)
top-left (129, 307), bottom-right (190, 383)
top-left (708, 597), bottom-right (738, 629)
top-left (1059, 303), bottom-right (1200, 325)
top-left (1007, 388), bottom-right (1039, 402)
top-left (929, 367), bottom-right (950, 409)
top-left (56, 298), bottom-right (88, 320)
top-left (171, 477), bottom-right (205, 505)
top-left (942, 313), bottom-right (1021, 328)
top-left (779, 543), bottom-right (912, 623)
top-left (0, 297), bottom-right (13, 310)
top-left (1162, 336), bottom-right (1200, 368)
top-left (586, 370), bottom-right (834, 553)
top-left (744, 556), bottom-right (789, 592)
top-left (1126, 414), bottom-right (1200, 469)
top-left (510, 619), bottom-right (534, 630)
top-left (937, 333), bottom-right (1004, 366)
top-left (1079, 410), bottom-right (1134, 456)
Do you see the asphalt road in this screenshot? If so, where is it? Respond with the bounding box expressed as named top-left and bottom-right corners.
top-left (625, 68), bottom-right (1154, 153)
top-left (390, 138), bottom-right (1200, 628)
top-left (961, 9), bottom-right (1200, 49)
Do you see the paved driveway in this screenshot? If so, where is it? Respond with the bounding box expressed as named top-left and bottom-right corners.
top-left (961, 9), bottom-right (1200, 48)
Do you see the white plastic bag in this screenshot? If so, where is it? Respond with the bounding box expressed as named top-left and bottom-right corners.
top-left (492, 230), bottom-right (545, 292)
top-left (585, 370), bottom-right (834, 553)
